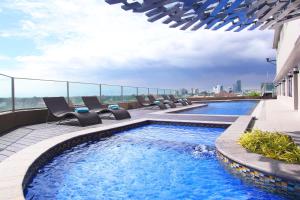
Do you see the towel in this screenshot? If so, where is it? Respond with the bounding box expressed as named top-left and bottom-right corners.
top-left (108, 104), bottom-right (120, 110)
top-left (154, 100), bottom-right (161, 105)
top-left (75, 107), bottom-right (89, 113)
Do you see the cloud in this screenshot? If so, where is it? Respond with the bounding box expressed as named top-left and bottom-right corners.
top-left (0, 0), bottom-right (276, 91)
top-left (0, 55), bottom-right (10, 61)
top-left (0, 1), bottom-right (275, 78)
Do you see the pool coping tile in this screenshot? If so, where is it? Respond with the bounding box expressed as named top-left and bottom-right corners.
top-left (0, 118), bottom-right (231, 200)
top-left (216, 116), bottom-right (300, 183)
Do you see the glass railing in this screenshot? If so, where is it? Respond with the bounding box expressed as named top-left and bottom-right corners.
top-left (101, 84), bottom-right (122, 104)
top-left (0, 74), bottom-right (12, 112)
top-left (149, 88), bottom-right (158, 96)
top-left (14, 78), bottom-right (67, 110)
top-left (165, 89), bottom-right (172, 95)
top-left (158, 89), bottom-right (165, 95)
top-left (137, 87), bottom-right (148, 96)
top-left (69, 82), bottom-right (100, 105)
top-left (175, 90), bottom-right (184, 98)
top-left (123, 86), bottom-right (137, 102)
top-left (0, 73), bottom-right (178, 112)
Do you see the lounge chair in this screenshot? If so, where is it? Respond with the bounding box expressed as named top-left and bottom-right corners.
top-left (136, 95), bottom-right (167, 109)
top-left (162, 94), bottom-right (187, 106)
top-left (169, 94), bottom-right (192, 105)
top-left (43, 97), bottom-right (101, 126)
top-left (148, 94), bottom-right (176, 108)
top-left (82, 96), bottom-right (131, 120)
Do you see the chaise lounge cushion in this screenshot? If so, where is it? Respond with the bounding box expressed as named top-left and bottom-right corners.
top-left (43, 97), bottom-right (101, 126)
top-left (75, 107), bottom-right (89, 113)
top-left (108, 104), bottom-right (120, 110)
top-left (82, 96), bottom-right (131, 120)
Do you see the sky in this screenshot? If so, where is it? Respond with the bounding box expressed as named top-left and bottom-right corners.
top-left (0, 0), bottom-right (276, 91)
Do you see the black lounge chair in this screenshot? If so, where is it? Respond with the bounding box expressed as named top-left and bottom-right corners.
top-left (148, 94), bottom-right (176, 108)
top-left (161, 94), bottom-right (187, 106)
top-left (82, 96), bottom-right (131, 120)
top-left (169, 94), bottom-right (192, 105)
top-left (43, 97), bottom-right (101, 126)
top-left (136, 95), bottom-right (167, 109)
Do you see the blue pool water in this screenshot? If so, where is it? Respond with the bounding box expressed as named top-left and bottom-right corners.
top-left (179, 100), bottom-right (258, 115)
top-left (25, 124), bottom-right (285, 200)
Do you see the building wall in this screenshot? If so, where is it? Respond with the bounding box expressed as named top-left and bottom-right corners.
top-left (275, 19), bottom-right (300, 110)
top-left (276, 20), bottom-right (300, 74)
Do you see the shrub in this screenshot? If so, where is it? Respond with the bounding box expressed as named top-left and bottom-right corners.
top-left (239, 129), bottom-right (300, 164)
top-left (246, 91), bottom-right (261, 97)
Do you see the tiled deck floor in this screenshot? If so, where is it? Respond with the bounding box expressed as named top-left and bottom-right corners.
top-left (0, 105), bottom-right (236, 162)
top-left (254, 99), bottom-right (300, 145)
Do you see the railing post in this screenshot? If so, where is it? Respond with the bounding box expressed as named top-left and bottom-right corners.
top-left (148, 88), bottom-right (150, 95)
top-left (67, 81), bottom-right (70, 104)
top-left (99, 84), bottom-right (102, 101)
top-left (121, 86), bottom-right (124, 102)
top-left (136, 87), bottom-right (138, 96)
top-left (157, 88), bottom-right (159, 96)
top-left (11, 77), bottom-right (15, 112)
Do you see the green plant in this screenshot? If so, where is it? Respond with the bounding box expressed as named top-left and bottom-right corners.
top-left (239, 129), bottom-right (300, 164)
top-left (246, 91), bottom-right (261, 97)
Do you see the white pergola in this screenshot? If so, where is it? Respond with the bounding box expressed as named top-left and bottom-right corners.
top-left (106, 0), bottom-right (300, 32)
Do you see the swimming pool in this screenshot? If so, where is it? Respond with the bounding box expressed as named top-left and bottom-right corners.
top-left (178, 100), bottom-right (258, 115)
top-left (25, 124), bottom-right (285, 199)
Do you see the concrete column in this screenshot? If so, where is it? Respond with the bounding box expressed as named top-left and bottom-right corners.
top-left (282, 80), bottom-right (285, 96)
top-left (292, 76), bottom-right (295, 97)
top-left (278, 83), bottom-right (281, 96)
top-left (288, 75), bottom-right (293, 97)
top-left (285, 79), bottom-right (288, 96)
top-left (293, 70), bottom-right (299, 110)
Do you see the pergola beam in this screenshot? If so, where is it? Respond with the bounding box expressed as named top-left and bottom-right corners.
top-left (105, 0), bottom-right (300, 31)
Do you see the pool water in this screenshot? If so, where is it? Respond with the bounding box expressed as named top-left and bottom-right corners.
top-left (25, 124), bottom-right (285, 200)
top-left (179, 100), bottom-right (258, 115)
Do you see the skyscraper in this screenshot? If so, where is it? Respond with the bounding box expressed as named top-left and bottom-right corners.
top-left (236, 80), bottom-right (242, 92)
top-left (233, 80), bottom-right (242, 93)
top-left (213, 84), bottom-right (224, 94)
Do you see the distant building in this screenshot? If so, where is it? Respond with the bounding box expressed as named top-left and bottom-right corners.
top-left (190, 88), bottom-right (195, 95)
top-left (179, 88), bottom-right (189, 96)
top-left (215, 90), bottom-right (236, 97)
top-left (261, 83), bottom-right (275, 98)
top-left (237, 80), bottom-right (242, 92)
top-left (233, 80), bottom-right (242, 93)
top-left (199, 91), bottom-right (211, 96)
top-left (213, 84), bottom-right (224, 94)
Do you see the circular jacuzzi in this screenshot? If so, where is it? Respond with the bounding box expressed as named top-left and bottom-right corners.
top-left (23, 122), bottom-right (287, 200)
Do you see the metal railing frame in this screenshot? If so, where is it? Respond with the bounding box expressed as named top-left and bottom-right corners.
top-left (0, 73), bottom-right (178, 112)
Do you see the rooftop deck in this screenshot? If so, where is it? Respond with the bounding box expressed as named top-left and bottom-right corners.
top-left (253, 99), bottom-right (300, 145)
top-left (0, 104), bottom-right (236, 162)
top-left (1, 99), bottom-right (300, 200)
top-left (1, 99), bottom-right (300, 163)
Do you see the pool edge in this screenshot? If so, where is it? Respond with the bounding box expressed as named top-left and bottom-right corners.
top-left (215, 116), bottom-right (300, 198)
top-left (162, 99), bottom-right (260, 116)
top-left (0, 115), bottom-right (299, 200)
top-left (0, 118), bottom-right (231, 200)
